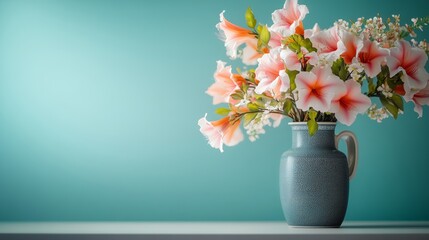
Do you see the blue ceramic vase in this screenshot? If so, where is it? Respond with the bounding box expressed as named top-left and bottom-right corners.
top-left (280, 122), bottom-right (358, 227)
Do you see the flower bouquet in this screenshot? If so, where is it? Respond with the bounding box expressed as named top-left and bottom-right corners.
top-left (198, 0), bottom-right (429, 152)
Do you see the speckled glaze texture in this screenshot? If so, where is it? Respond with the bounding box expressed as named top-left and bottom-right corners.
top-left (280, 123), bottom-right (349, 227)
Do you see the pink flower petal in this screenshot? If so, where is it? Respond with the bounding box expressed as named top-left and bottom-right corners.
top-left (295, 66), bottom-right (346, 112)
top-left (216, 11), bottom-right (255, 59)
top-left (198, 114), bottom-right (224, 152)
top-left (311, 26), bottom-right (345, 62)
top-left (271, 0), bottom-right (308, 36)
top-left (269, 30), bottom-right (283, 48)
top-left (305, 51), bottom-right (319, 66)
top-left (211, 116), bottom-right (244, 147)
top-left (386, 40), bottom-right (429, 98)
top-left (406, 82), bottom-right (429, 117)
top-left (255, 47), bottom-right (286, 94)
top-left (242, 38), bottom-right (264, 66)
top-left (198, 113), bottom-right (244, 152)
top-left (280, 48), bottom-right (301, 71)
top-left (206, 61), bottom-right (239, 104)
top-left (340, 31), bottom-right (363, 64)
top-left (304, 23), bottom-right (320, 39)
top-left (358, 40), bottom-right (389, 78)
top-left (330, 80), bottom-right (371, 126)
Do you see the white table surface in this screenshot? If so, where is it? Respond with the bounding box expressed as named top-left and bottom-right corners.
top-left (0, 221), bottom-right (428, 240)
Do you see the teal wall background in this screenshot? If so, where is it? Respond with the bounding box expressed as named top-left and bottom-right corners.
top-left (0, 0), bottom-right (428, 221)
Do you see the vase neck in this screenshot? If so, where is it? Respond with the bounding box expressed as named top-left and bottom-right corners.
top-left (290, 123), bottom-right (336, 149)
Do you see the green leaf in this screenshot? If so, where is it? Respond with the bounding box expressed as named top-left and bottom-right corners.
top-left (215, 107), bottom-right (231, 116)
top-left (259, 25), bottom-right (270, 45)
top-left (230, 93), bottom-right (243, 100)
top-left (247, 103), bottom-right (259, 111)
top-left (253, 93), bottom-right (271, 100)
top-left (291, 34), bottom-right (304, 45)
top-left (254, 98), bottom-right (265, 108)
top-left (299, 37), bottom-right (317, 53)
top-left (245, 7), bottom-right (257, 29)
top-left (286, 35), bottom-right (300, 52)
top-left (247, 69), bottom-right (256, 83)
top-left (376, 65), bottom-right (388, 82)
top-left (391, 71), bottom-right (403, 83)
top-left (308, 109), bottom-right (318, 119)
top-left (257, 38), bottom-right (263, 49)
top-left (331, 59), bottom-right (341, 75)
top-left (331, 58), bottom-right (349, 81)
top-left (339, 68), bottom-right (349, 81)
top-left (399, 30), bottom-right (410, 39)
top-left (288, 43), bottom-right (300, 53)
top-left (256, 24), bottom-right (263, 34)
top-left (367, 78), bottom-right (376, 95)
top-left (286, 69), bottom-right (299, 91)
top-left (243, 112), bottom-right (258, 126)
top-left (380, 96), bottom-right (399, 119)
top-left (286, 34), bottom-right (317, 53)
top-left (231, 89), bottom-right (244, 100)
top-left (391, 93), bottom-right (404, 111)
top-left (283, 98), bottom-right (293, 113)
top-left (301, 38), bottom-right (317, 52)
top-left (307, 119), bottom-right (318, 136)
top-left (241, 83), bottom-right (249, 92)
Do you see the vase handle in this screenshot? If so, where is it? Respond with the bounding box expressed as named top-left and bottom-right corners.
top-left (335, 131), bottom-right (358, 180)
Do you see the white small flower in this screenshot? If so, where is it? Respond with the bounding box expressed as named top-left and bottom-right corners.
top-left (351, 71), bottom-right (361, 81)
top-left (316, 57), bottom-right (331, 67)
top-left (418, 40), bottom-right (428, 52)
top-left (348, 60), bottom-right (364, 73)
top-left (367, 104), bottom-right (389, 123)
top-left (264, 100), bottom-right (283, 111)
top-left (350, 17), bottom-right (364, 34)
top-left (348, 59), bottom-right (364, 81)
top-left (244, 112), bottom-right (272, 142)
top-left (235, 98), bottom-right (250, 107)
top-left (377, 82), bottom-right (393, 98)
top-left (335, 19), bottom-right (349, 31)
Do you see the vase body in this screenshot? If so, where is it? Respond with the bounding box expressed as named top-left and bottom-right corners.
top-left (280, 123), bottom-right (351, 227)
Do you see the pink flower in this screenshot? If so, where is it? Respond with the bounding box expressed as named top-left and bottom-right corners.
top-left (301, 47), bottom-right (319, 66)
top-left (330, 80), bottom-right (371, 126)
top-left (295, 66), bottom-right (345, 112)
top-left (280, 48), bottom-right (301, 71)
top-left (271, 0), bottom-right (308, 36)
top-left (255, 47), bottom-right (289, 97)
top-left (405, 81), bottom-right (429, 117)
top-left (216, 11), bottom-right (255, 59)
top-left (269, 30), bottom-right (284, 48)
top-left (206, 61), bottom-right (239, 105)
top-left (198, 114), bottom-right (244, 152)
top-left (340, 32), bottom-right (388, 78)
top-left (310, 26), bottom-right (345, 61)
top-left (305, 52), bottom-right (319, 66)
top-left (281, 48), bottom-right (318, 71)
top-left (304, 23), bottom-right (320, 39)
top-left (241, 38), bottom-right (266, 66)
top-left (340, 31), bottom-right (363, 64)
top-left (386, 40), bottom-right (429, 98)
top-left (357, 40), bottom-right (389, 78)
